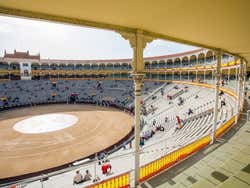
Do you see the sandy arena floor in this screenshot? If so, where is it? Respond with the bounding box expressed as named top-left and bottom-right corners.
top-left (0, 104), bottom-right (133, 179)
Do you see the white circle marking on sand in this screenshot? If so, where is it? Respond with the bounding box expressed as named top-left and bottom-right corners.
top-left (13, 113), bottom-right (78, 134)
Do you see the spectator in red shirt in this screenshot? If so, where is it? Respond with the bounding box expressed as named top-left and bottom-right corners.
top-left (101, 163), bottom-right (112, 175)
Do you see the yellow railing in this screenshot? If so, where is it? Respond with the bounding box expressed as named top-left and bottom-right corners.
top-left (88, 172), bottom-right (130, 188)
top-left (216, 116), bottom-right (236, 138)
top-left (139, 135), bottom-right (211, 181)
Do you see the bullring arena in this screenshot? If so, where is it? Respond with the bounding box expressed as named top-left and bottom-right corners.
top-left (0, 3), bottom-right (249, 187)
top-left (0, 104), bottom-right (133, 179)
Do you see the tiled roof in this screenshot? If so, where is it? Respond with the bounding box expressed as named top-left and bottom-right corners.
top-left (4, 50), bottom-right (40, 60)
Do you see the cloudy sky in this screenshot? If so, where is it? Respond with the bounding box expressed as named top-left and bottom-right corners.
top-left (0, 15), bottom-right (198, 60)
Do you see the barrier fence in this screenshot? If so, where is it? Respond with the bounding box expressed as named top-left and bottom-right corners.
top-left (88, 172), bottom-right (130, 188)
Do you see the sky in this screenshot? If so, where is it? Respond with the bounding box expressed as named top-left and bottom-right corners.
top-left (0, 15), bottom-right (198, 60)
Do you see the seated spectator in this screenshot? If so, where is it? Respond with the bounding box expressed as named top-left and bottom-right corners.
top-left (165, 116), bottom-right (168, 123)
top-left (161, 88), bottom-right (164, 96)
top-left (152, 95), bottom-right (157, 100)
top-left (98, 152), bottom-right (107, 165)
top-left (153, 119), bottom-right (156, 126)
top-left (122, 142), bottom-right (126, 150)
top-left (219, 90), bottom-right (224, 96)
top-left (178, 97), bottom-right (184, 105)
top-left (167, 95), bottom-right (172, 100)
top-left (221, 80), bottom-right (225, 86)
top-left (187, 108), bottom-right (193, 115)
top-left (101, 163), bottom-right (112, 175)
top-left (83, 170), bottom-right (92, 181)
top-left (93, 176), bottom-right (100, 182)
top-left (73, 170), bottom-right (84, 184)
top-left (221, 98), bottom-right (226, 107)
top-left (140, 137), bottom-right (145, 146)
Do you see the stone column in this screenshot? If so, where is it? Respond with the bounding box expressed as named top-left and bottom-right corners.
top-left (204, 70), bottom-right (206, 82)
top-left (132, 73), bottom-right (144, 187)
top-left (240, 60), bottom-right (246, 111)
top-left (211, 50), bottom-right (221, 144)
top-left (237, 59), bottom-right (244, 113)
top-left (235, 58), bottom-right (240, 122)
top-left (119, 30), bottom-right (153, 188)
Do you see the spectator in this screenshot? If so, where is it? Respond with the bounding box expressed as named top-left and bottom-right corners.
top-left (140, 137), bottom-right (145, 146)
top-left (101, 163), bottom-right (112, 175)
top-left (165, 116), bottom-right (168, 123)
top-left (219, 90), bottom-right (224, 96)
top-left (153, 119), bottom-right (156, 126)
top-left (221, 98), bottom-right (226, 107)
top-left (83, 170), bottom-right (92, 181)
top-left (187, 108), bottom-right (193, 115)
top-left (221, 80), bottom-right (225, 86)
top-left (73, 170), bottom-right (83, 184)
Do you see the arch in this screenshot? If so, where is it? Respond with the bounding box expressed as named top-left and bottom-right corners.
top-left (174, 58), bottom-right (181, 67)
top-left (182, 56), bottom-right (189, 67)
top-left (10, 62), bottom-right (20, 70)
top-left (59, 64), bottom-right (67, 70)
top-left (198, 53), bottom-right (205, 63)
top-left (145, 61), bottom-right (150, 69)
top-left (91, 64), bottom-right (98, 70)
top-left (83, 64), bottom-right (90, 70)
top-left (190, 55), bottom-right (197, 63)
top-left (206, 50), bottom-right (214, 62)
top-left (99, 63), bottom-right (106, 70)
top-left (159, 60), bottom-right (166, 68)
top-left (50, 63), bottom-right (58, 70)
top-left (121, 63), bottom-right (128, 70)
top-left (75, 64), bottom-right (83, 70)
top-left (31, 63), bottom-right (40, 70)
top-left (41, 63), bottom-right (49, 70)
top-left (167, 59), bottom-right (173, 64)
top-left (151, 61), bottom-right (158, 69)
top-left (174, 58), bottom-right (181, 63)
top-left (106, 63), bottom-right (113, 70)
top-left (67, 64), bottom-right (75, 70)
top-left (0, 62), bottom-right (9, 70)
top-left (114, 63), bottom-right (121, 69)
top-left (182, 56), bottom-right (189, 63)
top-left (166, 59), bottom-right (173, 68)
